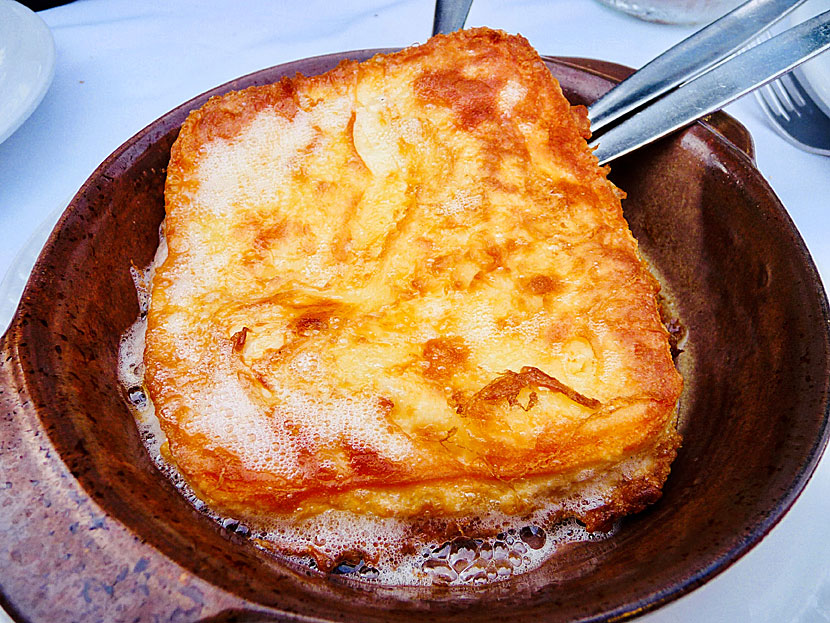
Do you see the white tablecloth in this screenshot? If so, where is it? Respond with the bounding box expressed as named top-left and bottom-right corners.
top-left (1, 1), bottom-right (828, 621)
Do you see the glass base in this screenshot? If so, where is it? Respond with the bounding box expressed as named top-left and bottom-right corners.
top-left (594, 0), bottom-right (741, 24)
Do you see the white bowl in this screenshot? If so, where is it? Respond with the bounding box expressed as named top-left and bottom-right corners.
top-left (0, 0), bottom-right (56, 145)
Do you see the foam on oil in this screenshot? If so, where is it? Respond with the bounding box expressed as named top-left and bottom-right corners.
top-left (117, 239), bottom-right (617, 586)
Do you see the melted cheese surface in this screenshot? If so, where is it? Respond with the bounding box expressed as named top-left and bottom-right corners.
top-left (144, 28), bottom-right (682, 522)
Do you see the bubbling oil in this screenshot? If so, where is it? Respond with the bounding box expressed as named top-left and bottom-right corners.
top-left (117, 240), bottom-right (616, 587)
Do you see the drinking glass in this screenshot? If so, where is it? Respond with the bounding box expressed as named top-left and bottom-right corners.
top-left (594, 0), bottom-right (743, 24)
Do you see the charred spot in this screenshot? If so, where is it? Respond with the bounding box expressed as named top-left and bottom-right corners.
top-left (422, 337), bottom-right (470, 382)
top-left (665, 318), bottom-right (685, 359)
top-left (446, 390), bottom-right (468, 412)
top-left (551, 179), bottom-right (597, 204)
top-left (377, 396), bottom-right (395, 415)
top-left (413, 69), bottom-right (502, 130)
top-left (580, 479), bottom-right (664, 533)
top-left (627, 483), bottom-right (663, 508)
top-left (347, 446), bottom-right (397, 478)
top-left (290, 313), bottom-right (329, 337)
top-left (426, 254), bottom-right (451, 276)
top-left (231, 327), bottom-right (250, 352)
top-left (525, 274), bottom-right (561, 295)
top-left (544, 322), bottom-right (572, 345)
top-left (189, 78), bottom-right (298, 147)
top-left (252, 219), bottom-right (289, 253)
top-left (657, 294), bottom-right (686, 360)
top-left (483, 244), bottom-right (507, 269)
top-left (578, 508), bottom-right (616, 534)
top-left (458, 366), bottom-right (600, 420)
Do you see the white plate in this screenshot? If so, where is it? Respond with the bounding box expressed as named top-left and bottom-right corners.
top-left (0, 200), bottom-right (65, 336)
top-left (0, 0), bottom-right (56, 145)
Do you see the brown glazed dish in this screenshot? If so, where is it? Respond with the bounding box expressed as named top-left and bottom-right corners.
top-left (1, 53), bottom-right (828, 623)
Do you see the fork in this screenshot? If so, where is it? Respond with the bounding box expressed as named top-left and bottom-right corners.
top-left (755, 65), bottom-right (830, 155)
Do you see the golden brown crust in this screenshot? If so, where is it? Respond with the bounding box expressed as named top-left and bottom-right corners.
top-left (144, 28), bottom-right (682, 522)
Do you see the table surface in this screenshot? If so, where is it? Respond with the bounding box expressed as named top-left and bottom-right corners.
top-left (1, 1), bottom-right (829, 621)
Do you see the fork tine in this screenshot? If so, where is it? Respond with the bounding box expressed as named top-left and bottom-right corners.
top-left (756, 84), bottom-right (795, 139)
top-left (781, 72), bottom-right (808, 108)
top-left (772, 77), bottom-right (797, 113)
top-left (759, 82), bottom-right (790, 122)
top-left (756, 70), bottom-right (830, 156)
top-left (758, 84), bottom-right (776, 117)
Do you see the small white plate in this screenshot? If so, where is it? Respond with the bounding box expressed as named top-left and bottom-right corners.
top-left (0, 0), bottom-right (56, 145)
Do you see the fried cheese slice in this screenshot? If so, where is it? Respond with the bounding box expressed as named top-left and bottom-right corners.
top-left (144, 28), bottom-right (682, 530)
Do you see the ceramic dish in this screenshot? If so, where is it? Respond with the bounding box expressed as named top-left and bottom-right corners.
top-left (0, 0), bottom-right (55, 145)
top-left (0, 53), bottom-right (828, 623)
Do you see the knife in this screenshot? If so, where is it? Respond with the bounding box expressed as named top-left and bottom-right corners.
top-left (589, 0), bottom-right (810, 133)
top-left (591, 10), bottom-right (830, 164)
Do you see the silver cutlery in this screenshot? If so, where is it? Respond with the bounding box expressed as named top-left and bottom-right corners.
top-left (590, 9), bottom-right (830, 163)
top-left (430, 0), bottom-right (830, 164)
top-left (588, 0), bottom-right (810, 132)
top-left (756, 63), bottom-right (830, 155)
top-left (433, 0), bottom-right (473, 35)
